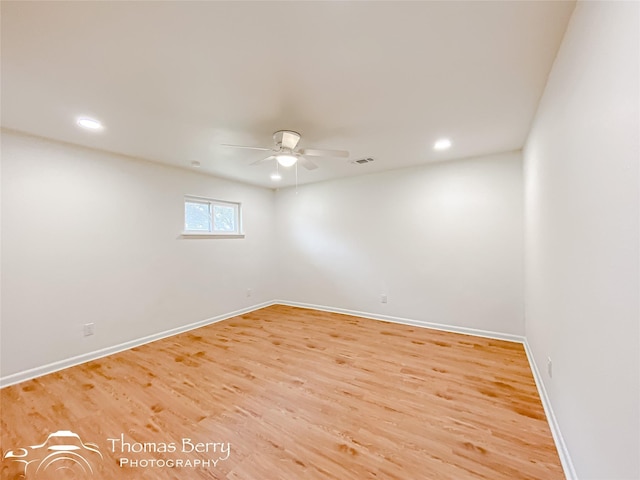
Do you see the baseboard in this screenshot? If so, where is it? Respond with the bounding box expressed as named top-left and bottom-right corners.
top-left (522, 339), bottom-right (577, 480)
top-left (1, 300), bottom-right (524, 388)
top-left (0, 301), bottom-right (275, 388)
top-left (275, 300), bottom-right (525, 343)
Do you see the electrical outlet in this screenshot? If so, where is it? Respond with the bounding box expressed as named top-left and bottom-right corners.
top-left (547, 357), bottom-right (553, 378)
top-left (381, 294), bottom-right (388, 304)
top-left (246, 288), bottom-right (252, 298)
top-left (84, 323), bottom-right (95, 337)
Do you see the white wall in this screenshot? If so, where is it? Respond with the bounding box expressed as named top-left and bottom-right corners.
top-left (0, 130), bottom-right (276, 379)
top-left (524, 1), bottom-right (639, 478)
top-left (1, 135), bottom-right (525, 381)
top-left (275, 151), bottom-right (524, 336)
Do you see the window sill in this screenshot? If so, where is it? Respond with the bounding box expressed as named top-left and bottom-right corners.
top-left (180, 232), bottom-right (245, 239)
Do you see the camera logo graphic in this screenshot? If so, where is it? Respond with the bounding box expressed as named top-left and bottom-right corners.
top-left (3, 430), bottom-right (103, 479)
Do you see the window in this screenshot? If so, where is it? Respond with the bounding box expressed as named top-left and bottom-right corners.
top-left (184, 196), bottom-right (242, 236)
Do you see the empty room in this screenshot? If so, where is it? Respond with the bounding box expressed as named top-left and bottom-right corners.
top-left (1, 1), bottom-right (638, 480)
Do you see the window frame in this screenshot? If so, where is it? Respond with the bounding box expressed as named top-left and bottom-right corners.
top-left (182, 195), bottom-right (244, 238)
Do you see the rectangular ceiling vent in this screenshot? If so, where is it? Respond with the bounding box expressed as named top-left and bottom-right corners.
top-left (352, 157), bottom-right (374, 165)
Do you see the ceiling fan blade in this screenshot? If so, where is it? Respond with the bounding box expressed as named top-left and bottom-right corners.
top-left (221, 144), bottom-right (273, 152)
top-left (298, 156), bottom-right (318, 170)
top-left (250, 155), bottom-right (276, 166)
top-left (299, 148), bottom-right (349, 158)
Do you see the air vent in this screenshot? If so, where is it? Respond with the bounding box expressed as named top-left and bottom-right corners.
top-left (352, 157), bottom-right (374, 165)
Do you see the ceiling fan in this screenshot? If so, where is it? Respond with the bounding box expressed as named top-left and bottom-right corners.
top-left (222, 130), bottom-right (349, 170)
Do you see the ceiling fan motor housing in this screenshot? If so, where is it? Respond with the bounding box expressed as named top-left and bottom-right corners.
top-left (273, 130), bottom-right (301, 150)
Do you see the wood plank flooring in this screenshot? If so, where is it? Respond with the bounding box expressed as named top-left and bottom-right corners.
top-left (0, 305), bottom-right (564, 479)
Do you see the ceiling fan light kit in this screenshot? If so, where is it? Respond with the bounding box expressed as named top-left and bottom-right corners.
top-left (275, 153), bottom-right (298, 167)
top-left (223, 129), bottom-right (350, 176)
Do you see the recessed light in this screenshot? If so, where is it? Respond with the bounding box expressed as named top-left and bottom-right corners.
top-left (76, 116), bottom-right (104, 131)
top-left (434, 138), bottom-right (452, 150)
top-left (191, 161), bottom-right (201, 168)
top-left (270, 172), bottom-right (282, 181)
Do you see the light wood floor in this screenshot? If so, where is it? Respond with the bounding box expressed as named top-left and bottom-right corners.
top-left (1, 305), bottom-right (563, 479)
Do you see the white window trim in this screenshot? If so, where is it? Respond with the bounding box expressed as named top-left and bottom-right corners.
top-left (180, 232), bottom-right (245, 239)
top-left (182, 195), bottom-right (244, 238)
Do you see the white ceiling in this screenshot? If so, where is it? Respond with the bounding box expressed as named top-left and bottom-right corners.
top-left (1, 1), bottom-right (575, 189)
